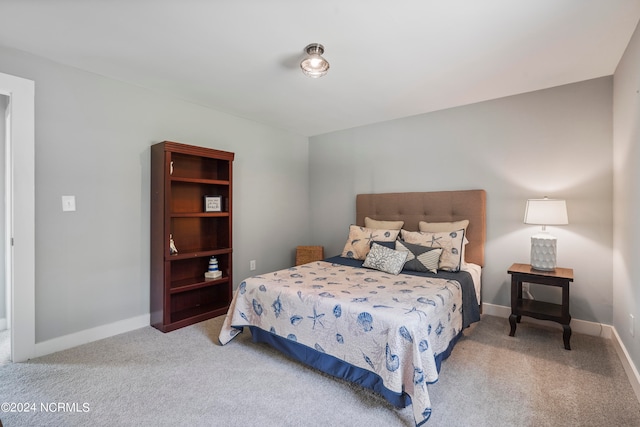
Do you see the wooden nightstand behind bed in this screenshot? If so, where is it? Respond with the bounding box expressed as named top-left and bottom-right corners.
top-left (295, 246), bottom-right (324, 265)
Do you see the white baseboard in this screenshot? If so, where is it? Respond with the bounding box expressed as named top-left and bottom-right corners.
top-left (611, 327), bottom-right (640, 403)
top-left (0, 317), bottom-right (6, 331)
top-left (482, 302), bottom-right (640, 403)
top-left (34, 313), bottom-right (150, 358)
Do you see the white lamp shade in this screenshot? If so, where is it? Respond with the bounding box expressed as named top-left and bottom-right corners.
top-left (524, 198), bottom-right (568, 225)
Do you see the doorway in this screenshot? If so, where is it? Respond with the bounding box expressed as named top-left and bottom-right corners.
top-left (0, 72), bottom-right (35, 363)
top-left (0, 94), bottom-right (7, 363)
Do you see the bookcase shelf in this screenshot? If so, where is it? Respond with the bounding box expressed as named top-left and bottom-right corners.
top-left (169, 276), bottom-right (229, 294)
top-left (151, 141), bottom-right (234, 333)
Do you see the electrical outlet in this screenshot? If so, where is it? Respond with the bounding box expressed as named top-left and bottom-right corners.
top-left (250, 260), bottom-right (256, 271)
top-left (61, 195), bottom-right (76, 212)
top-left (630, 314), bottom-right (635, 337)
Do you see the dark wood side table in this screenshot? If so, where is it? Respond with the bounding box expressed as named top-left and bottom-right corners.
top-left (508, 263), bottom-right (574, 350)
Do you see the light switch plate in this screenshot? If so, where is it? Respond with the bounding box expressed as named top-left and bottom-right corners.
top-left (62, 195), bottom-right (76, 212)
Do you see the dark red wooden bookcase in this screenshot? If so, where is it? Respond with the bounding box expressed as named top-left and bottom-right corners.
top-left (150, 141), bottom-right (234, 332)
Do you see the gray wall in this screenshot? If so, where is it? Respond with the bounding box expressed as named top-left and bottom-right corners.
top-left (613, 21), bottom-right (640, 376)
top-left (309, 77), bottom-right (614, 324)
top-left (0, 45), bottom-right (310, 342)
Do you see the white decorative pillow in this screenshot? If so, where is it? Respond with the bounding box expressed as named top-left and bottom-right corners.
top-left (341, 225), bottom-right (401, 260)
top-left (364, 217), bottom-right (404, 230)
top-left (363, 243), bottom-right (408, 275)
top-left (400, 228), bottom-right (466, 272)
top-left (395, 240), bottom-right (442, 274)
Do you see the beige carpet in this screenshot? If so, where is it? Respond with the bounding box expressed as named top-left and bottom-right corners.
top-left (0, 315), bottom-right (638, 427)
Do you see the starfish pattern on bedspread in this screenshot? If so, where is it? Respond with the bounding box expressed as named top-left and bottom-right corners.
top-left (219, 261), bottom-right (464, 426)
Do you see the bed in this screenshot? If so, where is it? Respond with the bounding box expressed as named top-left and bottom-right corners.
top-left (219, 189), bottom-right (486, 426)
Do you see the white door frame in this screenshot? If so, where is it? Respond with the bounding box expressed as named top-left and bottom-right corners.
top-left (0, 71), bottom-right (35, 362)
top-left (3, 96), bottom-right (9, 332)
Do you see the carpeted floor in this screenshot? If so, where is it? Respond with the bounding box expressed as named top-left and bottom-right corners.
top-left (0, 315), bottom-right (639, 427)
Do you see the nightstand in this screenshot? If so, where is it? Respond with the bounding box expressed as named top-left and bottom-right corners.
top-left (295, 246), bottom-right (324, 266)
top-left (508, 263), bottom-right (574, 350)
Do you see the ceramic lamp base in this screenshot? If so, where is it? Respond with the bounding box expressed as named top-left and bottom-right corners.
top-left (530, 233), bottom-right (557, 271)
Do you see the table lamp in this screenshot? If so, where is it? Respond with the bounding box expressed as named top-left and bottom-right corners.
top-left (524, 197), bottom-right (568, 271)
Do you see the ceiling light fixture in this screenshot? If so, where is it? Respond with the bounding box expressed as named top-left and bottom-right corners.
top-left (300, 43), bottom-right (330, 78)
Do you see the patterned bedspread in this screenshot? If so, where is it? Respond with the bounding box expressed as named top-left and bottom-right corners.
top-left (219, 260), bottom-right (469, 426)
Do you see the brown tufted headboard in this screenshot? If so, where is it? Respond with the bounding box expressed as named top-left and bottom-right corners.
top-left (356, 190), bottom-right (487, 267)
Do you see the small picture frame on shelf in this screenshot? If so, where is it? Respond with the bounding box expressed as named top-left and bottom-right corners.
top-left (204, 195), bottom-right (223, 212)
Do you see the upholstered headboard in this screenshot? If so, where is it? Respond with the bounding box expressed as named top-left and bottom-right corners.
top-left (356, 189), bottom-right (487, 267)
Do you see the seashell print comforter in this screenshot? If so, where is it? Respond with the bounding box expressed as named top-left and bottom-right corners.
top-left (219, 259), bottom-right (479, 426)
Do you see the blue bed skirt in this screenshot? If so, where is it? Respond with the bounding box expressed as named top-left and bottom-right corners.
top-left (248, 325), bottom-right (462, 409)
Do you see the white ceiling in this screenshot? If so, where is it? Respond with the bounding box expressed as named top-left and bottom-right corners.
top-left (1, 1), bottom-right (639, 136)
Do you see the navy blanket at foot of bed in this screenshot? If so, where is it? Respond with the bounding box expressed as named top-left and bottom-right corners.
top-left (248, 326), bottom-right (462, 410)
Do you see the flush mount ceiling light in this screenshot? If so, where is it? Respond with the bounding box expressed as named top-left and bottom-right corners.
top-left (300, 43), bottom-right (330, 78)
